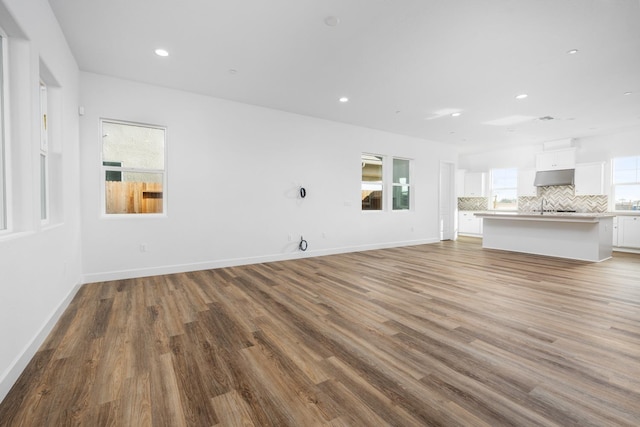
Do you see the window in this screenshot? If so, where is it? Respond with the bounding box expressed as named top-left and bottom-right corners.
top-left (490, 168), bottom-right (518, 210)
top-left (0, 33), bottom-right (6, 230)
top-left (361, 154), bottom-right (383, 210)
top-left (392, 158), bottom-right (410, 210)
top-left (613, 156), bottom-right (640, 211)
top-left (40, 82), bottom-right (49, 222)
top-left (101, 119), bottom-right (166, 214)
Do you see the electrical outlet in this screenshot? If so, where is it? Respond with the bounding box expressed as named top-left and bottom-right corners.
top-left (140, 243), bottom-right (148, 252)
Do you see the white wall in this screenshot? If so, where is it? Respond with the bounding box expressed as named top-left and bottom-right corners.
top-left (79, 72), bottom-right (457, 282)
top-left (577, 128), bottom-right (640, 161)
top-left (459, 144), bottom-right (541, 172)
top-left (0, 0), bottom-right (82, 401)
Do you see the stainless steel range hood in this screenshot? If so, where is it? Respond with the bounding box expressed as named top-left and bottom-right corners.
top-left (533, 169), bottom-right (575, 187)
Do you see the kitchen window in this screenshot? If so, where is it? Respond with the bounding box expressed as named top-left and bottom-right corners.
top-left (612, 156), bottom-right (640, 211)
top-left (490, 168), bottom-right (518, 210)
top-left (101, 119), bottom-right (166, 215)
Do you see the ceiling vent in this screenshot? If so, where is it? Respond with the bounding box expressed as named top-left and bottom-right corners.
top-left (538, 116), bottom-right (555, 121)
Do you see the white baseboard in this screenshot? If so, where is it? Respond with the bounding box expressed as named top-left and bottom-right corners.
top-left (82, 238), bottom-right (440, 283)
top-left (613, 246), bottom-right (640, 255)
top-left (0, 282), bottom-right (82, 403)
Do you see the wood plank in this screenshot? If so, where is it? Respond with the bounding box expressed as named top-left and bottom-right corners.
top-left (1, 238), bottom-right (639, 425)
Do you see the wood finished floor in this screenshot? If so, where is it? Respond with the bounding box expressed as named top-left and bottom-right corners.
top-left (1, 237), bottom-right (640, 426)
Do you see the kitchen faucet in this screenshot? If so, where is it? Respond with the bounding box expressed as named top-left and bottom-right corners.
top-left (540, 198), bottom-right (546, 214)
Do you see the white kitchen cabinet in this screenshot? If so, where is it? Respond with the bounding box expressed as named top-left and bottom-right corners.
top-left (612, 217), bottom-right (618, 246)
top-left (517, 169), bottom-right (537, 196)
top-left (617, 216), bottom-right (640, 248)
top-left (463, 172), bottom-right (486, 197)
top-left (458, 211), bottom-right (483, 235)
top-left (574, 162), bottom-right (604, 195)
top-left (536, 148), bottom-right (576, 171)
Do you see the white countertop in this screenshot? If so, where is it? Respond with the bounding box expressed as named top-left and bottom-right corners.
top-left (474, 211), bottom-right (615, 223)
top-left (612, 211), bottom-right (640, 216)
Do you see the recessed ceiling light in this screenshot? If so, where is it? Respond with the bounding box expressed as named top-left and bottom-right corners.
top-left (229, 69), bottom-right (238, 75)
top-left (451, 112), bottom-right (461, 117)
top-left (567, 49), bottom-right (579, 54)
top-left (624, 91), bottom-right (632, 96)
top-left (339, 97), bottom-right (349, 103)
top-left (154, 48), bottom-right (169, 57)
top-left (515, 93), bottom-right (528, 100)
top-left (324, 16), bottom-right (340, 27)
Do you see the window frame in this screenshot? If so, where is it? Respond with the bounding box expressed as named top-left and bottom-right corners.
top-left (612, 155), bottom-right (640, 212)
top-left (361, 153), bottom-right (384, 212)
top-left (391, 157), bottom-right (412, 211)
top-left (0, 31), bottom-right (7, 231)
top-left (39, 81), bottom-right (49, 224)
top-left (100, 118), bottom-right (168, 217)
top-left (489, 167), bottom-right (518, 211)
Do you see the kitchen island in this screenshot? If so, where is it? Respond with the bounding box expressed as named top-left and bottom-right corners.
top-left (474, 212), bottom-right (615, 262)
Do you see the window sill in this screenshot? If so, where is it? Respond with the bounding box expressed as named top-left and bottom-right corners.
top-left (0, 230), bottom-right (37, 242)
top-left (100, 213), bottom-right (168, 219)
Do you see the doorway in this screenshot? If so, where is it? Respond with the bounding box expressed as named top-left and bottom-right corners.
top-left (439, 161), bottom-right (455, 240)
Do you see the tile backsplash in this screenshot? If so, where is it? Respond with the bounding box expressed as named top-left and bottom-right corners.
top-left (519, 185), bottom-right (608, 213)
top-left (459, 185), bottom-right (608, 213)
top-left (458, 197), bottom-right (488, 211)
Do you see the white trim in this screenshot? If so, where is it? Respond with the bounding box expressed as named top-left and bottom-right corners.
top-left (0, 30), bottom-right (8, 231)
top-left (391, 156), bottom-right (412, 211)
top-left (361, 152), bottom-right (385, 212)
top-left (613, 246), bottom-right (640, 254)
top-left (81, 238), bottom-right (440, 283)
top-left (39, 81), bottom-right (50, 225)
top-left (0, 282), bottom-right (82, 402)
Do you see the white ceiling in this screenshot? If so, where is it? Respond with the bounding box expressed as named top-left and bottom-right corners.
top-left (48, 0), bottom-right (640, 153)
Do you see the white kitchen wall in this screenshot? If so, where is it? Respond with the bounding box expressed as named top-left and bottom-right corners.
top-left (578, 128), bottom-right (640, 161)
top-left (79, 72), bottom-right (457, 282)
top-left (0, 0), bottom-right (82, 401)
top-left (459, 144), bottom-right (540, 171)
top-left (459, 128), bottom-right (640, 193)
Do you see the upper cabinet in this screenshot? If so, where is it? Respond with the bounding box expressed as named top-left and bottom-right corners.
top-left (575, 162), bottom-right (605, 195)
top-left (463, 172), bottom-right (486, 197)
top-left (517, 169), bottom-right (537, 197)
top-left (536, 148), bottom-right (576, 171)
